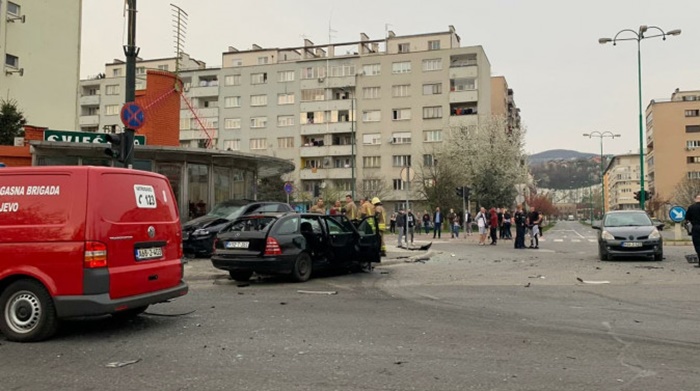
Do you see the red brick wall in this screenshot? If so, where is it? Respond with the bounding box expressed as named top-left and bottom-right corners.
top-left (135, 71), bottom-right (182, 147)
top-left (0, 146), bottom-right (31, 166)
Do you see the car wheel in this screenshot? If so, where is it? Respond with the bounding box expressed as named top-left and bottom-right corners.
top-left (0, 279), bottom-right (59, 342)
top-left (598, 246), bottom-right (608, 261)
top-left (229, 270), bottom-right (253, 282)
top-left (654, 252), bottom-right (663, 261)
top-left (291, 253), bottom-right (312, 282)
top-left (112, 305), bottom-right (149, 320)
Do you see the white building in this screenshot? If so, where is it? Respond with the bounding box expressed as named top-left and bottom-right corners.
top-left (1, 0), bottom-right (82, 129)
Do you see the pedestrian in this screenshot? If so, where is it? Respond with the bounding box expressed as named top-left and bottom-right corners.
top-left (372, 197), bottom-right (387, 256)
top-left (514, 204), bottom-right (526, 249)
top-left (433, 206), bottom-right (443, 239)
top-left (344, 194), bottom-right (358, 221)
top-left (396, 209), bottom-right (406, 247)
top-left (465, 210), bottom-right (473, 236)
top-left (503, 208), bottom-right (512, 239)
top-left (422, 210), bottom-right (431, 235)
top-left (686, 194), bottom-right (700, 267)
top-left (448, 208), bottom-right (457, 238)
top-left (390, 212), bottom-right (397, 234)
top-left (497, 208), bottom-right (504, 239)
top-left (528, 206), bottom-right (542, 249)
top-left (360, 197), bottom-right (374, 219)
top-left (452, 213), bottom-right (461, 238)
top-left (330, 200), bottom-right (342, 215)
top-left (309, 197), bottom-right (325, 213)
top-left (406, 209), bottom-right (416, 245)
top-left (475, 207), bottom-right (488, 245)
top-left (489, 207), bottom-right (498, 245)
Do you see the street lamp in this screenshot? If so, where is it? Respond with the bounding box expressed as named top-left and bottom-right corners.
top-left (583, 131), bottom-right (621, 214)
top-left (599, 25), bottom-right (681, 210)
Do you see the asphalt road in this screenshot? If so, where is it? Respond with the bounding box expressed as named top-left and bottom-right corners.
top-left (2, 220), bottom-right (700, 390)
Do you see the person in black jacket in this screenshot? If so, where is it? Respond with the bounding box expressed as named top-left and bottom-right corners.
top-left (406, 209), bottom-right (416, 245)
top-left (513, 204), bottom-right (526, 249)
top-left (396, 209), bottom-right (406, 247)
top-left (686, 194), bottom-right (700, 265)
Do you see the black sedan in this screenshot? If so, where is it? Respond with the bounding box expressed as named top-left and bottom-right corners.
top-left (182, 200), bottom-right (293, 257)
top-left (211, 213), bottom-right (381, 282)
top-left (593, 210), bottom-right (663, 261)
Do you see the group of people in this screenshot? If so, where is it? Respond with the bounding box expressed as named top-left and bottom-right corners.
top-left (474, 204), bottom-right (542, 248)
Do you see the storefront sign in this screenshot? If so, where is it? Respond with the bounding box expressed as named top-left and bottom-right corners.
top-left (44, 130), bottom-right (146, 145)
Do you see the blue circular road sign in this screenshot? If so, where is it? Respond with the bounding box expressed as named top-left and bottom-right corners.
top-left (284, 182), bottom-right (294, 195)
top-left (669, 205), bottom-right (686, 223)
top-left (120, 102), bottom-right (146, 130)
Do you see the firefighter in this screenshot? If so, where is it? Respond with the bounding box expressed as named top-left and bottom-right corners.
top-left (372, 197), bottom-right (387, 256)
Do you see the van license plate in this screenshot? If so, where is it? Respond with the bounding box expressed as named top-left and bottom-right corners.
top-left (622, 242), bottom-right (642, 248)
top-left (225, 241), bottom-right (249, 249)
top-left (136, 247), bottom-right (163, 260)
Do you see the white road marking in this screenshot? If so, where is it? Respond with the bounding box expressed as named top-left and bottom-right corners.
top-left (554, 239), bottom-right (564, 242)
top-left (588, 239), bottom-right (597, 243)
top-left (571, 239), bottom-right (581, 242)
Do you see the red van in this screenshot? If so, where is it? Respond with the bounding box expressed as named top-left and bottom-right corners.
top-left (0, 166), bottom-right (188, 342)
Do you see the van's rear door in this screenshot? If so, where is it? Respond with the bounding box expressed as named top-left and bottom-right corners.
top-left (86, 169), bottom-right (183, 299)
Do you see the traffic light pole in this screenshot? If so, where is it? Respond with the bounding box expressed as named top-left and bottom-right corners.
top-left (123, 0), bottom-right (139, 169)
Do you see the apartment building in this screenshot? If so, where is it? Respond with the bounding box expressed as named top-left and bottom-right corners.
top-left (78, 26), bottom-right (514, 207)
top-left (604, 154), bottom-right (641, 211)
top-left (646, 89), bottom-right (700, 208)
top-left (1, 0), bottom-right (81, 130)
top-left (491, 76), bottom-right (521, 132)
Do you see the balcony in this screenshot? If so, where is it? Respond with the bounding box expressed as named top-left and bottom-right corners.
top-left (300, 121), bottom-right (353, 135)
top-left (300, 99), bottom-right (353, 113)
top-left (78, 115), bottom-right (99, 126)
top-left (299, 167), bottom-right (352, 180)
top-left (187, 85), bottom-right (219, 98)
top-left (449, 90), bottom-right (478, 104)
top-left (180, 129), bottom-right (218, 141)
top-left (300, 145), bottom-right (353, 157)
top-left (448, 115), bottom-right (478, 127)
top-left (182, 107), bottom-right (219, 118)
top-left (449, 66), bottom-right (477, 79)
top-left (79, 95), bottom-right (100, 106)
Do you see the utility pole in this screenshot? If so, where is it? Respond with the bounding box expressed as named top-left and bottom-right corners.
top-left (123, 0), bottom-right (140, 168)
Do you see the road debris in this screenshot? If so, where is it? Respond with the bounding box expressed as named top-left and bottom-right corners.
top-left (297, 290), bottom-right (338, 295)
top-left (576, 277), bottom-right (610, 284)
top-left (528, 275), bottom-right (546, 279)
top-left (524, 282), bottom-right (531, 288)
top-left (105, 359), bottom-right (141, 368)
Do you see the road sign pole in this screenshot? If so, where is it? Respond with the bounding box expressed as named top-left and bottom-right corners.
top-left (124, 0), bottom-right (139, 169)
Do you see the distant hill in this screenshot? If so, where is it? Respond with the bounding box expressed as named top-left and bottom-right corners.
top-left (528, 149), bottom-right (597, 165)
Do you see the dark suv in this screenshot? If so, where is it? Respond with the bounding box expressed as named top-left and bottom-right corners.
top-left (182, 200), bottom-right (293, 257)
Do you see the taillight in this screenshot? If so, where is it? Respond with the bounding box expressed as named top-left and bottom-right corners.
top-left (213, 237), bottom-right (219, 253)
top-left (264, 237), bottom-right (282, 256)
top-left (85, 241), bottom-right (108, 268)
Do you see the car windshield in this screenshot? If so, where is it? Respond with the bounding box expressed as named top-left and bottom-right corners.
top-left (604, 213), bottom-right (652, 227)
top-left (225, 216), bottom-right (276, 233)
top-left (208, 203), bottom-right (245, 219)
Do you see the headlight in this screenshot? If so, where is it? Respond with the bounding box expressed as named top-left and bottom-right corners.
top-left (649, 228), bottom-right (660, 239)
top-left (601, 230), bottom-right (615, 240)
top-left (192, 228), bottom-right (210, 236)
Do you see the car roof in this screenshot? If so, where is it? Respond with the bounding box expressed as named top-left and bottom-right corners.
top-left (605, 210), bottom-right (646, 214)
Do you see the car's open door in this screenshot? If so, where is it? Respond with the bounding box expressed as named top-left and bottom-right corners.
top-left (355, 216), bottom-right (381, 263)
top-left (322, 216), bottom-right (355, 264)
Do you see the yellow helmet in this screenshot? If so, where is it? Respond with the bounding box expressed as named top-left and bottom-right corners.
top-left (371, 197), bottom-right (381, 205)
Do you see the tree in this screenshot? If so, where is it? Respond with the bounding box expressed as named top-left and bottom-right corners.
top-left (415, 149), bottom-right (464, 212)
top-left (672, 178), bottom-right (700, 209)
top-left (355, 173), bottom-right (392, 203)
top-left (256, 175), bottom-right (288, 202)
top-left (440, 116), bottom-right (528, 208)
top-left (0, 99), bottom-right (27, 145)
top-left (526, 192), bottom-right (558, 216)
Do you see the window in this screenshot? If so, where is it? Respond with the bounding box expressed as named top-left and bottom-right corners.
top-left (105, 85), bottom-right (121, 95)
top-left (224, 118), bottom-right (241, 129)
top-left (392, 155), bottom-right (411, 167)
top-left (277, 93), bottom-right (295, 105)
top-left (278, 70), bottom-right (295, 82)
top-left (223, 139), bottom-right (240, 151)
top-left (423, 83), bottom-right (442, 95)
top-left (392, 61), bottom-right (411, 74)
top-left (250, 117), bottom-right (268, 128)
top-left (250, 138), bottom-right (267, 150)
top-left (5, 54), bottom-right (18, 68)
top-left (423, 154), bottom-right (436, 167)
top-left (7, 2), bottom-right (20, 16)
top-left (392, 85), bottom-right (410, 97)
top-left (687, 125), bottom-right (700, 133)
top-left (277, 115), bottom-right (295, 127)
top-left (363, 179), bottom-right (382, 191)
top-left (363, 156), bottom-right (381, 168)
top-left (112, 68), bottom-right (122, 77)
top-left (136, 67), bottom-right (146, 75)
top-left (105, 105), bottom-right (120, 116)
top-left (422, 59), bottom-right (443, 71)
top-left (301, 66), bottom-right (326, 79)
top-left (224, 74), bottom-right (241, 86)
top-left (224, 96), bottom-right (241, 108)
top-left (362, 110), bottom-right (381, 122)
top-left (230, 58), bottom-right (243, 67)
top-left (362, 64), bottom-right (381, 76)
top-left (251, 73), bottom-right (267, 84)
top-left (398, 43), bottom-right (410, 53)
top-left (392, 108), bottom-right (411, 121)
top-left (683, 96), bottom-right (698, 101)
top-left (689, 172), bottom-right (700, 179)
top-left (687, 140), bottom-right (700, 149)
top-left (392, 132), bottom-right (412, 144)
top-left (363, 87), bottom-right (381, 99)
top-left (424, 130), bottom-right (442, 142)
top-left (250, 94), bottom-right (268, 107)
top-left (157, 64), bottom-right (169, 71)
top-left (334, 157), bottom-right (353, 168)
top-left (688, 156), bottom-right (700, 164)
top-left (180, 118), bottom-right (191, 130)
top-left (329, 65), bottom-right (355, 77)
top-left (686, 110), bottom-right (700, 117)
top-left (428, 40), bottom-right (440, 51)
top-left (301, 89), bottom-right (325, 101)
top-left (393, 179), bottom-right (407, 190)
top-left (451, 78), bottom-right (477, 91)
top-left (278, 137), bottom-right (294, 148)
top-left (302, 111), bottom-right (328, 124)
top-left (423, 106), bottom-right (443, 119)
top-left (363, 133), bottom-right (381, 145)
top-left (257, 56), bottom-right (269, 65)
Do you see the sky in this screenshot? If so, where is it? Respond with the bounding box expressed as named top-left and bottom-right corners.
top-left (80, 0), bottom-right (700, 156)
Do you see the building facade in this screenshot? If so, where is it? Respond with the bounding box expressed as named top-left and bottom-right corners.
top-left (604, 154), bottom-right (641, 211)
top-left (1, 0), bottom-right (81, 129)
top-left (78, 26), bottom-right (517, 209)
top-left (646, 89), bottom-right (700, 209)
top-left (491, 76), bottom-right (521, 132)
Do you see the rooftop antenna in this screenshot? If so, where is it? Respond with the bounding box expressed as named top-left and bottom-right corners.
top-left (171, 3), bottom-right (188, 75)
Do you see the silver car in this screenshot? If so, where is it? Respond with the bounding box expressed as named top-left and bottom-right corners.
top-left (592, 210), bottom-right (663, 261)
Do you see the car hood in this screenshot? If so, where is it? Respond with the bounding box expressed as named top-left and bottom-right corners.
top-left (604, 226), bottom-right (656, 238)
top-left (183, 215), bottom-right (230, 231)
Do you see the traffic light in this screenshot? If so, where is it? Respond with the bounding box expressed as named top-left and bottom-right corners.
top-left (464, 187), bottom-right (471, 199)
top-left (104, 133), bottom-right (127, 163)
top-left (456, 186), bottom-right (464, 198)
top-left (633, 191), bottom-right (641, 201)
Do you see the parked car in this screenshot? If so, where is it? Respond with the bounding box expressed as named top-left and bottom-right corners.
top-left (592, 210), bottom-right (663, 261)
top-left (182, 200), bottom-right (293, 257)
top-left (651, 218), bottom-right (665, 231)
top-left (211, 213), bottom-right (380, 282)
